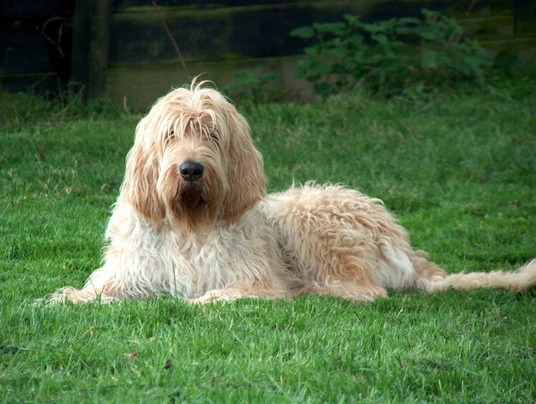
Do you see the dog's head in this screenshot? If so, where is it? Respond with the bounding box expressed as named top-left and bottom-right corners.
top-left (120, 82), bottom-right (266, 230)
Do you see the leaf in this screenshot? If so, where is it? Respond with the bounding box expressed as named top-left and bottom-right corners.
top-left (311, 60), bottom-right (332, 74)
top-left (343, 14), bottom-right (363, 27)
top-left (347, 34), bottom-right (364, 46)
top-left (313, 82), bottom-right (332, 97)
top-left (421, 50), bottom-right (438, 69)
top-left (372, 34), bottom-right (389, 45)
top-left (294, 62), bottom-right (308, 79)
top-left (290, 26), bottom-right (315, 39)
top-left (362, 22), bottom-right (380, 34)
top-left (395, 26), bottom-right (416, 35)
top-left (314, 22), bottom-right (347, 36)
top-left (232, 72), bottom-right (257, 85)
top-left (325, 47), bottom-right (348, 60)
top-left (418, 29), bottom-right (442, 41)
top-left (304, 45), bottom-right (321, 56)
top-left (307, 73), bottom-right (321, 83)
top-left (397, 17), bottom-right (422, 25)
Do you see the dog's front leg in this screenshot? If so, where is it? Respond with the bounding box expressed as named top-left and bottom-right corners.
top-left (39, 285), bottom-right (120, 305)
top-left (36, 264), bottom-right (125, 305)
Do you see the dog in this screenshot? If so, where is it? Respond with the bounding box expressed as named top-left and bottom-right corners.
top-left (41, 81), bottom-right (536, 305)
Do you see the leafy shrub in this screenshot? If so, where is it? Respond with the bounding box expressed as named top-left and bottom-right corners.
top-left (223, 72), bottom-right (284, 104)
top-left (290, 9), bottom-right (493, 98)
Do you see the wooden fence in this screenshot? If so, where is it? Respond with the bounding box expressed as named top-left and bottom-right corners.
top-left (1, 0), bottom-right (535, 108)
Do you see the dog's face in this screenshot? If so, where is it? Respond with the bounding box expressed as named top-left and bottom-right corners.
top-left (120, 84), bottom-right (266, 231)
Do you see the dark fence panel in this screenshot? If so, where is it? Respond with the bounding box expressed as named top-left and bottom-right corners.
top-left (1, 0), bottom-right (535, 104)
top-left (0, 0), bottom-right (74, 95)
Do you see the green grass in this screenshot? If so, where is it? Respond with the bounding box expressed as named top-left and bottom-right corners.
top-left (1, 81), bottom-right (535, 403)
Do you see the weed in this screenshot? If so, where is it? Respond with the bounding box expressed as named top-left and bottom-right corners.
top-left (223, 72), bottom-right (284, 104)
top-left (290, 9), bottom-right (493, 98)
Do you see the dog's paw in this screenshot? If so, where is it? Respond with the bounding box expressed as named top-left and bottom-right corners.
top-left (188, 288), bottom-right (246, 304)
top-left (34, 287), bottom-right (119, 306)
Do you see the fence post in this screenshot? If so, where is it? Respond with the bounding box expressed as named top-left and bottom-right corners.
top-left (70, 0), bottom-right (113, 100)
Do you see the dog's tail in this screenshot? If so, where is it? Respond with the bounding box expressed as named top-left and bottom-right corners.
top-left (417, 259), bottom-right (536, 293)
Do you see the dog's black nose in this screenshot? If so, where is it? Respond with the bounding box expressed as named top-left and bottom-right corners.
top-left (180, 161), bottom-right (204, 182)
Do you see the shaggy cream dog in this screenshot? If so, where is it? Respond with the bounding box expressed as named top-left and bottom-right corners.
top-left (42, 82), bottom-right (536, 304)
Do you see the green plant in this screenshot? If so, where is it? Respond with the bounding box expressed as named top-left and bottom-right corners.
top-left (290, 9), bottom-right (493, 98)
top-left (223, 72), bottom-right (284, 104)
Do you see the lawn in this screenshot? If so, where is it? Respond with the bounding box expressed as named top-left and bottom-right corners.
top-left (1, 82), bottom-right (535, 403)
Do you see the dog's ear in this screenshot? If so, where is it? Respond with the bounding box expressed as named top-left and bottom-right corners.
top-left (120, 139), bottom-right (166, 228)
top-left (222, 111), bottom-right (267, 223)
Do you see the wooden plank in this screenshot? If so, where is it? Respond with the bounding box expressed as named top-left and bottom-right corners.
top-left (514, 0), bottom-right (536, 34)
top-left (105, 55), bottom-right (313, 109)
top-left (108, 1), bottom-right (452, 66)
top-left (452, 0), bottom-right (490, 16)
top-left (457, 14), bottom-right (514, 39)
top-left (2, 0), bottom-right (74, 19)
top-left (114, 0), bottom-right (331, 12)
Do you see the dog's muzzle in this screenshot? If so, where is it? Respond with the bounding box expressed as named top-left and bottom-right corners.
top-left (180, 161), bottom-right (204, 182)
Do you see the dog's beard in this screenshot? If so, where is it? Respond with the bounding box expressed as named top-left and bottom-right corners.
top-left (162, 167), bottom-right (225, 231)
top-left (174, 182), bottom-right (208, 221)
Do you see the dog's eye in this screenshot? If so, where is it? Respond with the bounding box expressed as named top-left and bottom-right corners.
top-left (209, 131), bottom-right (220, 142)
top-left (162, 130), bottom-right (175, 147)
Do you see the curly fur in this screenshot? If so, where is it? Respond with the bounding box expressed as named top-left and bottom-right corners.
top-left (40, 82), bottom-right (536, 305)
